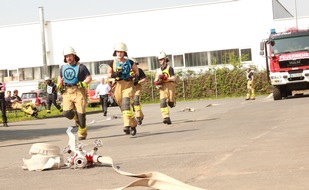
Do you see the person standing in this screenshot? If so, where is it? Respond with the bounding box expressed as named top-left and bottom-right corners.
top-left (130, 58), bottom-right (147, 125)
top-left (45, 77), bottom-right (62, 113)
top-left (95, 78), bottom-right (111, 116)
top-left (57, 46), bottom-right (92, 140)
top-left (245, 67), bottom-right (255, 100)
top-left (107, 42), bottom-right (140, 136)
top-left (0, 82), bottom-right (8, 127)
top-left (154, 51), bottom-right (176, 125)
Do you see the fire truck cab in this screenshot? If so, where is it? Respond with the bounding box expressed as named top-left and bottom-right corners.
top-left (260, 27), bottom-right (309, 100)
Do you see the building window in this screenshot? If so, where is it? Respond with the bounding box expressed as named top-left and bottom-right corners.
top-left (185, 51), bottom-right (208, 67)
top-left (150, 56), bottom-right (160, 70)
top-left (9, 70), bottom-right (18, 81)
top-left (134, 57), bottom-right (149, 71)
top-left (240, 48), bottom-right (252, 62)
top-left (34, 67), bottom-right (42, 80)
top-left (98, 61), bottom-right (112, 74)
top-left (210, 49), bottom-right (240, 65)
top-left (48, 65), bottom-right (59, 79)
top-left (173, 54), bottom-right (184, 67)
top-left (0, 70), bottom-right (8, 82)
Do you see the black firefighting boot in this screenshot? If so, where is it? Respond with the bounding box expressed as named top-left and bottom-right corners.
top-left (31, 109), bottom-right (38, 117)
top-left (130, 127), bottom-right (137, 136)
top-left (3, 123), bottom-right (8, 127)
top-left (136, 117), bottom-right (142, 125)
top-left (123, 126), bottom-right (130, 135)
top-left (163, 117), bottom-right (172, 125)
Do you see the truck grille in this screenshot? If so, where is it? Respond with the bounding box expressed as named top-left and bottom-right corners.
top-left (279, 58), bottom-right (309, 68)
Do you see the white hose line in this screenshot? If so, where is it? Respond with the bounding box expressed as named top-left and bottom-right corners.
top-left (96, 156), bottom-right (206, 190)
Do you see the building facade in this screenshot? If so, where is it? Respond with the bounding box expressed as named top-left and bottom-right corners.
top-left (0, 0), bottom-right (308, 93)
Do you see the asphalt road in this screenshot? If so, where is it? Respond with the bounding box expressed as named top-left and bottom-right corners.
top-left (0, 95), bottom-right (309, 190)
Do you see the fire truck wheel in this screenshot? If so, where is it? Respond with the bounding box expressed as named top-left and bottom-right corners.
top-left (272, 86), bottom-right (282, 100)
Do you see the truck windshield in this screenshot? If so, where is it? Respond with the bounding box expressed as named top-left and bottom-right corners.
top-left (272, 35), bottom-right (309, 54)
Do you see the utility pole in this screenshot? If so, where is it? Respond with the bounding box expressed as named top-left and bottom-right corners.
top-left (295, 0), bottom-right (298, 29)
top-left (39, 7), bottom-right (48, 78)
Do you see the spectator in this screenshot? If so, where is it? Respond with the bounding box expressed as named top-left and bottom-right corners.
top-left (5, 91), bottom-right (12, 107)
top-left (95, 78), bottom-right (111, 116)
top-left (45, 77), bottom-right (62, 113)
top-left (0, 82), bottom-right (8, 127)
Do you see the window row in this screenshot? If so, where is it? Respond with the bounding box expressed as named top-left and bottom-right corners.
top-left (0, 48), bottom-right (251, 82)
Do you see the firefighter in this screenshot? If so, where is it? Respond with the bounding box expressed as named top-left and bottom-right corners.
top-left (245, 66), bottom-right (255, 100)
top-left (130, 58), bottom-right (147, 125)
top-left (10, 89), bottom-right (38, 117)
top-left (45, 77), bottom-right (62, 113)
top-left (57, 46), bottom-right (92, 140)
top-left (154, 51), bottom-right (176, 125)
top-left (107, 42), bottom-right (140, 136)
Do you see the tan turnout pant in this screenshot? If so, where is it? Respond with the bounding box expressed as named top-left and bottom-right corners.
top-left (112, 80), bottom-right (137, 128)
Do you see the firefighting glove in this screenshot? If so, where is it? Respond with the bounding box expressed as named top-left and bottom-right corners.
top-left (154, 80), bottom-right (162, 86)
top-left (77, 81), bottom-right (88, 88)
top-left (111, 72), bottom-right (121, 78)
top-left (133, 75), bottom-right (140, 86)
top-left (159, 74), bottom-right (168, 81)
top-left (56, 83), bottom-right (62, 91)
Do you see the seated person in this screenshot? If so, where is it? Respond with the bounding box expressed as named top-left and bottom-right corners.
top-left (5, 90), bottom-right (12, 107)
top-left (10, 89), bottom-right (38, 117)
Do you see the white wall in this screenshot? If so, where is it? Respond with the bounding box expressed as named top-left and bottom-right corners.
top-left (2, 0), bottom-right (308, 74)
top-left (0, 24), bottom-right (43, 70)
top-left (48, 0), bottom-right (274, 67)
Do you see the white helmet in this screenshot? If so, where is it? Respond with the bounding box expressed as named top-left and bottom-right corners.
top-left (63, 46), bottom-right (76, 56)
top-left (158, 51), bottom-right (167, 59)
top-left (113, 42), bottom-right (128, 56)
top-left (44, 76), bottom-right (51, 81)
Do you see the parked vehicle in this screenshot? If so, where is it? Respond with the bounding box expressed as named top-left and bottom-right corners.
top-left (87, 80), bottom-right (117, 107)
top-left (21, 90), bottom-right (48, 108)
top-left (87, 80), bottom-right (100, 107)
top-left (260, 27), bottom-right (309, 100)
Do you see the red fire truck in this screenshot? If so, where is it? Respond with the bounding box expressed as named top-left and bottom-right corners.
top-left (260, 27), bottom-right (309, 100)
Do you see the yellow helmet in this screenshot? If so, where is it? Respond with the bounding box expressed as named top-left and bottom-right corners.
top-left (113, 42), bottom-right (128, 56)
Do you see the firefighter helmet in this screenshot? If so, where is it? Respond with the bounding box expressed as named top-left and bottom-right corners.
top-left (158, 51), bottom-right (167, 59)
top-left (44, 76), bottom-right (51, 81)
top-left (113, 42), bottom-right (128, 56)
top-left (63, 46), bottom-right (76, 56)
top-left (63, 46), bottom-right (80, 63)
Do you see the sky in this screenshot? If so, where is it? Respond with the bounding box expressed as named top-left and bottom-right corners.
top-left (0, 0), bottom-right (309, 26)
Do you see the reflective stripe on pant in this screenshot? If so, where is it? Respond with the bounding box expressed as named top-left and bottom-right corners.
top-left (112, 80), bottom-right (137, 127)
top-left (133, 84), bottom-right (144, 118)
top-left (159, 82), bottom-right (176, 118)
top-left (246, 80), bottom-right (255, 99)
top-left (62, 86), bottom-right (87, 128)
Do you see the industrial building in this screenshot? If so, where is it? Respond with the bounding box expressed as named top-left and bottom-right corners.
top-left (0, 0), bottom-right (308, 93)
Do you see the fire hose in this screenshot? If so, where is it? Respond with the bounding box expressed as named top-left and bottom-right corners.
top-left (23, 126), bottom-right (206, 190)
